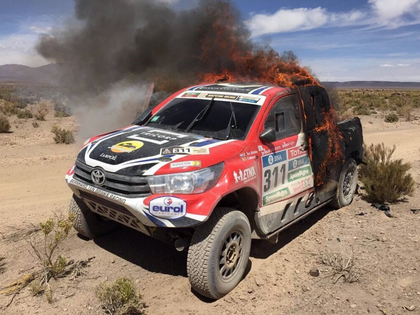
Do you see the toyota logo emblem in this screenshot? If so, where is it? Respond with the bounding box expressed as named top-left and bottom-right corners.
top-left (91, 169), bottom-right (106, 186)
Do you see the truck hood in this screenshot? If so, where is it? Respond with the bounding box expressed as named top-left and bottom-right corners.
top-left (77, 125), bottom-right (244, 175)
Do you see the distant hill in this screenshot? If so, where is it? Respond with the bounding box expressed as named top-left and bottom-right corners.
top-left (1, 64), bottom-right (420, 89)
top-left (0, 64), bottom-right (64, 85)
top-left (323, 81), bottom-right (420, 89)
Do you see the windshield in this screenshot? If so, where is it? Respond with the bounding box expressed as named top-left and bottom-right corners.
top-left (145, 98), bottom-right (260, 140)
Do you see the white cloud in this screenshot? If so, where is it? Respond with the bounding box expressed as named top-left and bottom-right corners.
top-left (368, 0), bottom-right (419, 21)
top-left (246, 7), bottom-right (368, 36)
top-left (30, 25), bottom-right (53, 34)
top-left (0, 33), bottom-right (49, 66)
top-left (246, 7), bottom-right (329, 36)
top-left (247, 0), bottom-right (420, 37)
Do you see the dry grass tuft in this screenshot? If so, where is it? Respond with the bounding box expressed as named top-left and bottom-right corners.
top-left (320, 251), bottom-right (360, 284)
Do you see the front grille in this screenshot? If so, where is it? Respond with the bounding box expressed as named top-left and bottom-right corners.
top-left (74, 160), bottom-right (151, 197)
top-left (81, 191), bottom-right (148, 234)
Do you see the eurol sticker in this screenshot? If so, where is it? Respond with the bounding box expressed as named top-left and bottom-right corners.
top-left (149, 197), bottom-right (187, 219)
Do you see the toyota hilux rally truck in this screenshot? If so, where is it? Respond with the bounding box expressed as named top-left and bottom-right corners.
top-left (66, 83), bottom-right (363, 299)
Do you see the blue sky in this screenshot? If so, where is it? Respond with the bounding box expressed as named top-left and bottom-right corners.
top-left (1, 0), bottom-right (419, 81)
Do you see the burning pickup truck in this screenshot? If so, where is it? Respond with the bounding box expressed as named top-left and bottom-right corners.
top-left (66, 82), bottom-right (363, 299)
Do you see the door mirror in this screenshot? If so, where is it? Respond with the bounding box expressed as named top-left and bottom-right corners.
top-left (259, 128), bottom-right (276, 143)
top-left (132, 109), bottom-right (152, 125)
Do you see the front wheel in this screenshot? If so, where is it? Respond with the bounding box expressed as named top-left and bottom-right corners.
top-left (187, 207), bottom-right (251, 300)
top-left (330, 158), bottom-right (358, 209)
top-left (69, 194), bottom-right (118, 239)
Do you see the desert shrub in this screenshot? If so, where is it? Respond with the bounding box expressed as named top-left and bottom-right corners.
top-left (32, 121), bottom-right (39, 128)
top-left (396, 105), bottom-right (412, 121)
top-left (359, 143), bottom-right (415, 203)
top-left (34, 103), bottom-right (48, 121)
top-left (28, 213), bottom-right (76, 283)
top-left (353, 104), bottom-right (371, 115)
top-left (17, 109), bottom-right (33, 119)
top-left (0, 100), bottom-right (19, 115)
top-left (95, 277), bottom-right (147, 315)
top-left (51, 126), bottom-right (75, 144)
top-left (54, 102), bottom-right (71, 117)
top-left (384, 113), bottom-right (399, 123)
top-left (0, 114), bottom-right (11, 133)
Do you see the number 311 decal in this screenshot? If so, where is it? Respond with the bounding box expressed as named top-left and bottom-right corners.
top-left (263, 164), bottom-right (286, 192)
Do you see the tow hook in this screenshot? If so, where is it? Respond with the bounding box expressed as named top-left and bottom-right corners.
top-left (174, 236), bottom-right (192, 252)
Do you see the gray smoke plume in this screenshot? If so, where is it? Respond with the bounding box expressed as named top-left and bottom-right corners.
top-left (37, 0), bottom-right (252, 94)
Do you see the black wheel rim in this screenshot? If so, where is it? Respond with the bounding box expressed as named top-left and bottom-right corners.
top-left (219, 231), bottom-right (243, 280)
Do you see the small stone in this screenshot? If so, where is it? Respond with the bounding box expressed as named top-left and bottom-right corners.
top-left (407, 305), bottom-right (416, 311)
top-left (301, 285), bottom-right (310, 292)
top-left (350, 304), bottom-right (357, 308)
top-left (309, 267), bottom-right (320, 277)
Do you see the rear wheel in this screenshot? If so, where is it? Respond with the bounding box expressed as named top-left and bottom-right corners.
top-left (69, 194), bottom-right (118, 239)
top-left (330, 158), bottom-right (358, 209)
top-left (187, 207), bottom-right (251, 300)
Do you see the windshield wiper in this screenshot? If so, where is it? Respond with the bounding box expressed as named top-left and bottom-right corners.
top-left (184, 97), bottom-right (215, 133)
top-left (225, 101), bottom-right (238, 139)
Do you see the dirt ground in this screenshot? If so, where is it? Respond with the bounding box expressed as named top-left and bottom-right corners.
top-left (1, 109), bottom-right (420, 315)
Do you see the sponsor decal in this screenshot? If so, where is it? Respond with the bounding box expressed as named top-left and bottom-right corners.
top-left (263, 187), bottom-right (290, 205)
top-left (288, 156), bottom-right (310, 171)
top-left (149, 197), bottom-right (187, 219)
top-left (291, 177), bottom-right (313, 193)
top-left (182, 92), bottom-right (200, 97)
top-left (128, 130), bottom-right (188, 145)
top-left (150, 116), bottom-right (160, 122)
top-left (69, 178), bottom-right (127, 204)
top-left (110, 141), bottom-right (143, 153)
top-left (287, 147), bottom-right (307, 159)
top-left (160, 146), bottom-right (210, 155)
top-left (100, 153), bottom-right (117, 161)
top-left (288, 166), bottom-right (312, 182)
top-left (233, 166), bottom-right (256, 184)
top-left (275, 135), bottom-right (298, 150)
top-left (181, 92), bottom-right (260, 104)
top-left (262, 150), bottom-right (287, 167)
top-left (170, 161), bottom-right (201, 168)
top-left (237, 96), bottom-right (260, 104)
top-left (240, 150), bottom-right (258, 161)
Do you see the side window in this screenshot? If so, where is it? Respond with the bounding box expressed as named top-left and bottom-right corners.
top-left (264, 95), bottom-right (301, 140)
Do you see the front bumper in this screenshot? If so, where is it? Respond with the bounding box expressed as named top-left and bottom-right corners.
top-left (66, 175), bottom-right (208, 232)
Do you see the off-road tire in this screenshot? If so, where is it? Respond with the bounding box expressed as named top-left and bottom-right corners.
top-left (330, 158), bottom-right (358, 209)
top-left (187, 207), bottom-right (251, 300)
top-left (69, 194), bottom-right (118, 239)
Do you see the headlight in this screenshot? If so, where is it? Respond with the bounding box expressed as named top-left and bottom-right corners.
top-left (147, 162), bottom-right (224, 194)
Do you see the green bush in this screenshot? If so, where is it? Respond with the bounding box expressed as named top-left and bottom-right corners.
top-left (17, 109), bottom-right (33, 119)
top-left (0, 114), bottom-right (11, 133)
top-left (384, 113), bottom-right (399, 123)
top-left (51, 126), bottom-right (75, 144)
top-left (359, 143), bottom-right (415, 203)
top-left (95, 277), bottom-right (146, 315)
